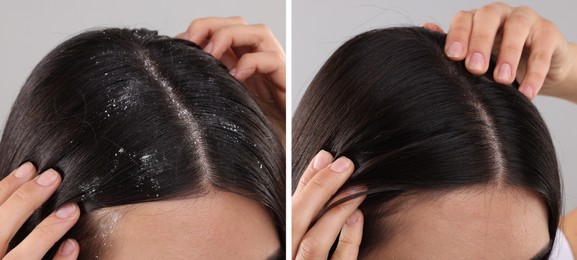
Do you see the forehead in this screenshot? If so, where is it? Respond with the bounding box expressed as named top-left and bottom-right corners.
top-left (368, 186), bottom-right (550, 259)
top-left (97, 190), bottom-right (280, 259)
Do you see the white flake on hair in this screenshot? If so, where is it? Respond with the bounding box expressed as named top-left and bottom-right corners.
top-left (80, 176), bottom-right (102, 201)
top-left (137, 50), bottom-right (213, 183)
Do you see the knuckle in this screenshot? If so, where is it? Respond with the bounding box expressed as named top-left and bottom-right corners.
top-left (539, 19), bottom-right (557, 33)
top-left (230, 16), bottom-right (247, 25)
top-left (35, 223), bottom-right (57, 238)
top-left (448, 29), bottom-right (470, 42)
top-left (188, 18), bottom-right (210, 30)
top-left (478, 5), bottom-right (499, 15)
top-left (297, 179), bottom-right (308, 188)
top-left (500, 43), bottom-right (523, 56)
top-left (235, 55), bottom-right (253, 68)
top-left (298, 237), bottom-right (322, 259)
top-left (12, 187), bottom-right (32, 203)
top-left (272, 51), bottom-right (286, 62)
top-left (255, 23), bottom-right (272, 34)
top-left (449, 15), bottom-right (472, 37)
top-left (527, 69), bottom-right (547, 82)
top-left (307, 177), bottom-right (330, 193)
top-left (243, 51), bottom-right (259, 59)
top-left (209, 27), bottom-right (228, 39)
top-left (516, 5), bottom-right (536, 16)
top-left (453, 10), bottom-right (472, 22)
top-left (451, 25), bottom-right (470, 35)
top-left (531, 51), bottom-right (551, 63)
top-left (469, 32), bottom-right (493, 47)
top-left (491, 2), bottom-right (508, 8)
top-left (525, 65), bottom-right (547, 81)
top-left (508, 12), bottom-right (532, 27)
top-left (0, 181), bottom-right (10, 198)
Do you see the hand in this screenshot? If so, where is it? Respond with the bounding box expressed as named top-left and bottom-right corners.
top-left (424, 2), bottom-right (577, 101)
top-left (176, 17), bottom-right (286, 141)
top-left (292, 150), bottom-right (365, 259)
top-left (0, 163), bottom-right (80, 259)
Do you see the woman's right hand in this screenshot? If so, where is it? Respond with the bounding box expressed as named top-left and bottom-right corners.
top-left (431, 2), bottom-right (577, 102)
top-left (0, 163), bottom-right (80, 259)
top-left (176, 17), bottom-right (286, 142)
top-left (292, 150), bottom-right (366, 259)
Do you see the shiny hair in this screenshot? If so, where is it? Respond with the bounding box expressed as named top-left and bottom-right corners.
top-left (293, 27), bottom-right (560, 258)
top-left (1, 28), bottom-right (285, 259)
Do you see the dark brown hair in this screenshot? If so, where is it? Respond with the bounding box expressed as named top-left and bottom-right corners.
top-left (293, 27), bottom-right (560, 258)
top-left (1, 28), bottom-right (285, 259)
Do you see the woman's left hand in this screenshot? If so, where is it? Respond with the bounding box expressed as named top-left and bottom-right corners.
top-left (292, 151), bottom-right (365, 259)
top-left (176, 17), bottom-right (286, 141)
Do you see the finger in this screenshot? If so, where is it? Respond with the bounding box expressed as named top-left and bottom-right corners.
top-left (231, 51), bottom-right (286, 105)
top-left (204, 24), bottom-right (284, 60)
top-left (5, 203), bottom-right (80, 260)
top-left (220, 48), bottom-right (240, 70)
top-left (493, 7), bottom-right (536, 84)
top-left (519, 23), bottom-right (558, 99)
top-left (0, 163), bottom-right (36, 205)
top-left (231, 50), bottom-right (286, 83)
top-left (465, 3), bottom-right (510, 74)
top-left (53, 239), bottom-right (80, 260)
top-left (184, 16), bottom-right (248, 45)
top-left (445, 10), bottom-right (474, 60)
top-left (0, 169), bottom-right (61, 251)
top-left (175, 32), bottom-right (186, 39)
top-left (421, 22), bottom-right (444, 33)
top-left (295, 191), bottom-right (366, 260)
top-left (295, 150), bottom-right (333, 194)
top-left (292, 157), bottom-right (355, 256)
top-left (231, 51), bottom-right (286, 113)
top-left (332, 210), bottom-right (364, 260)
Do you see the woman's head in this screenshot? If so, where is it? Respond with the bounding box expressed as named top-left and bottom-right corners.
top-left (1, 28), bottom-right (284, 258)
top-left (293, 27), bottom-right (560, 259)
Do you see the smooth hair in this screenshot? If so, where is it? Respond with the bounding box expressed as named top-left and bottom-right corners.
top-left (293, 27), bottom-right (561, 258)
top-left (0, 28), bottom-right (285, 259)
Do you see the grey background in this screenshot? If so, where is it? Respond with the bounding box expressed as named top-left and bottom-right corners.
top-left (0, 0), bottom-right (285, 129)
top-left (293, 0), bottom-right (577, 212)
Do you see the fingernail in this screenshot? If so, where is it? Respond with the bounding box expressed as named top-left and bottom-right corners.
top-left (447, 42), bottom-right (463, 58)
top-left (204, 42), bottom-right (214, 54)
top-left (36, 170), bottom-right (58, 186)
top-left (229, 68), bottom-right (238, 78)
top-left (330, 157), bottom-right (351, 173)
top-left (55, 204), bottom-right (77, 219)
top-left (469, 52), bottom-right (485, 70)
top-left (14, 162), bottom-right (34, 179)
top-left (420, 22), bottom-right (433, 30)
top-left (313, 150), bottom-right (331, 170)
top-left (497, 63), bottom-right (512, 81)
top-left (58, 239), bottom-right (75, 256)
top-left (346, 211), bottom-right (360, 225)
top-left (521, 85), bottom-right (534, 99)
